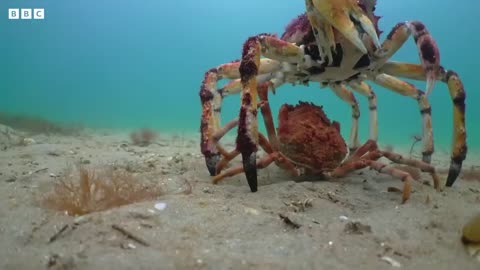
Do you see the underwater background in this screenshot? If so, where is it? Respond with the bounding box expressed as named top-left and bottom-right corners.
top-left (1, 0), bottom-right (478, 154)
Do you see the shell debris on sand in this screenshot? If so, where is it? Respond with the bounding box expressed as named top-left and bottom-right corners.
top-left (381, 256), bottom-right (401, 268)
top-left (462, 213), bottom-right (480, 261)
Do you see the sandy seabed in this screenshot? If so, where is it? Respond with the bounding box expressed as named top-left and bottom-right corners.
top-left (0, 124), bottom-right (479, 270)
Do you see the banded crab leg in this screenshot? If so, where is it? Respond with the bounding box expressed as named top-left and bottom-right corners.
top-left (328, 82), bottom-right (379, 154)
top-left (369, 74), bottom-right (434, 164)
top-left (348, 81), bottom-right (379, 142)
top-left (379, 150), bottom-right (441, 191)
top-left (331, 140), bottom-right (440, 203)
top-left (374, 21), bottom-right (466, 186)
top-left (212, 83), bottom-right (299, 185)
top-left (329, 83), bottom-right (361, 152)
top-left (211, 74), bottom-right (287, 173)
top-left (237, 34), bottom-right (306, 191)
top-left (199, 58), bottom-right (281, 176)
top-left (379, 62), bottom-right (467, 187)
top-left (374, 21), bottom-right (441, 96)
top-left (213, 134), bottom-right (297, 185)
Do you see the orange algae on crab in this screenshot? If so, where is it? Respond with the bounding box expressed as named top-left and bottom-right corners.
top-left (277, 102), bottom-right (348, 172)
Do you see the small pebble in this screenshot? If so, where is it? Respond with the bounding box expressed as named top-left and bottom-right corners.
top-left (244, 207), bottom-right (260, 215)
top-left (80, 159), bottom-right (90, 164)
top-left (5, 176), bottom-right (16, 183)
top-left (121, 243), bottom-right (136, 249)
top-left (47, 151), bottom-right (61, 156)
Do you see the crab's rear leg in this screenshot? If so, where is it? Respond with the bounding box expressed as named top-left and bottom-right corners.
top-left (330, 141), bottom-right (415, 203)
top-left (199, 59), bottom-right (281, 176)
top-left (379, 62), bottom-right (467, 187)
top-left (329, 83), bottom-right (361, 152)
top-left (369, 74), bottom-right (434, 164)
top-left (348, 81), bottom-right (378, 142)
top-left (379, 150), bottom-right (440, 191)
top-left (237, 34), bottom-right (306, 191)
top-left (375, 21), bottom-right (440, 95)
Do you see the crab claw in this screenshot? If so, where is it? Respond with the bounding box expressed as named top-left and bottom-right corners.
top-left (312, 0), bottom-right (380, 53)
top-left (242, 152), bottom-right (258, 192)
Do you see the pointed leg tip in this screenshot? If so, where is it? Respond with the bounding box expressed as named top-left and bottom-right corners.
top-left (242, 152), bottom-right (258, 193)
top-left (422, 154), bottom-right (432, 164)
top-left (445, 160), bottom-right (463, 187)
top-left (425, 74), bottom-right (436, 96)
top-left (205, 153), bottom-right (221, 176)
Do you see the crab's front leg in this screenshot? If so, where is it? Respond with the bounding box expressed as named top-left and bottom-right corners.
top-left (374, 21), bottom-right (467, 187)
top-left (199, 59), bottom-right (281, 176)
top-left (379, 62), bottom-right (467, 187)
top-left (237, 34), bottom-right (305, 192)
top-left (375, 21), bottom-right (440, 95)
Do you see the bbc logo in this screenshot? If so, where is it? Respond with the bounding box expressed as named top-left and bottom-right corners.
top-left (8, 8), bottom-right (45, 20)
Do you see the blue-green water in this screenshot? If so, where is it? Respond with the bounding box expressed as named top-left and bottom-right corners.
top-left (1, 0), bottom-right (478, 154)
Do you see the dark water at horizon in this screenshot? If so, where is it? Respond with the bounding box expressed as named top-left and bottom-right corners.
top-left (1, 0), bottom-right (478, 156)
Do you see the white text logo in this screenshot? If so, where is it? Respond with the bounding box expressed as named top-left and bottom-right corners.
top-left (8, 8), bottom-right (45, 20)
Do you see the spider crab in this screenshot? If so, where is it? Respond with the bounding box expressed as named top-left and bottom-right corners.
top-left (199, 0), bottom-right (467, 199)
top-left (214, 100), bottom-right (440, 202)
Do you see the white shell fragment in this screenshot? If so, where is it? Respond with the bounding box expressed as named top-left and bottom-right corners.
top-left (23, 138), bottom-right (36, 145)
top-left (381, 256), bottom-right (401, 267)
top-left (154, 202), bottom-right (167, 211)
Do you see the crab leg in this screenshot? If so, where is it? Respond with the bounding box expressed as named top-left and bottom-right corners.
top-left (330, 83), bottom-right (360, 152)
top-left (213, 133), bottom-right (299, 184)
top-left (209, 118), bottom-right (241, 173)
top-left (342, 139), bottom-right (378, 164)
top-left (199, 59), bottom-right (281, 176)
top-left (330, 140), bottom-right (414, 203)
top-left (380, 150), bottom-right (440, 190)
top-left (369, 74), bottom-right (434, 164)
top-left (237, 35), bottom-right (306, 192)
top-left (379, 62), bottom-right (427, 81)
top-left (258, 82), bottom-right (280, 151)
top-left (333, 158), bottom-right (414, 203)
top-left (375, 21), bottom-right (440, 95)
top-left (348, 81), bottom-right (378, 142)
top-left (378, 62), bottom-right (467, 187)
top-left (213, 81), bottom-right (297, 177)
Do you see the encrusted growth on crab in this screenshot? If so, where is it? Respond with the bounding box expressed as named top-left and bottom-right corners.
top-left (281, 13), bottom-right (314, 44)
top-left (358, 0), bottom-right (382, 36)
top-left (277, 102), bottom-right (348, 172)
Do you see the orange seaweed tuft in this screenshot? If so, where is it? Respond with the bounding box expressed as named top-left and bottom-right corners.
top-left (42, 166), bottom-right (162, 216)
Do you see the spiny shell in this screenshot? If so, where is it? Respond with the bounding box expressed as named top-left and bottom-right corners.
top-left (463, 214), bottom-right (480, 243)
